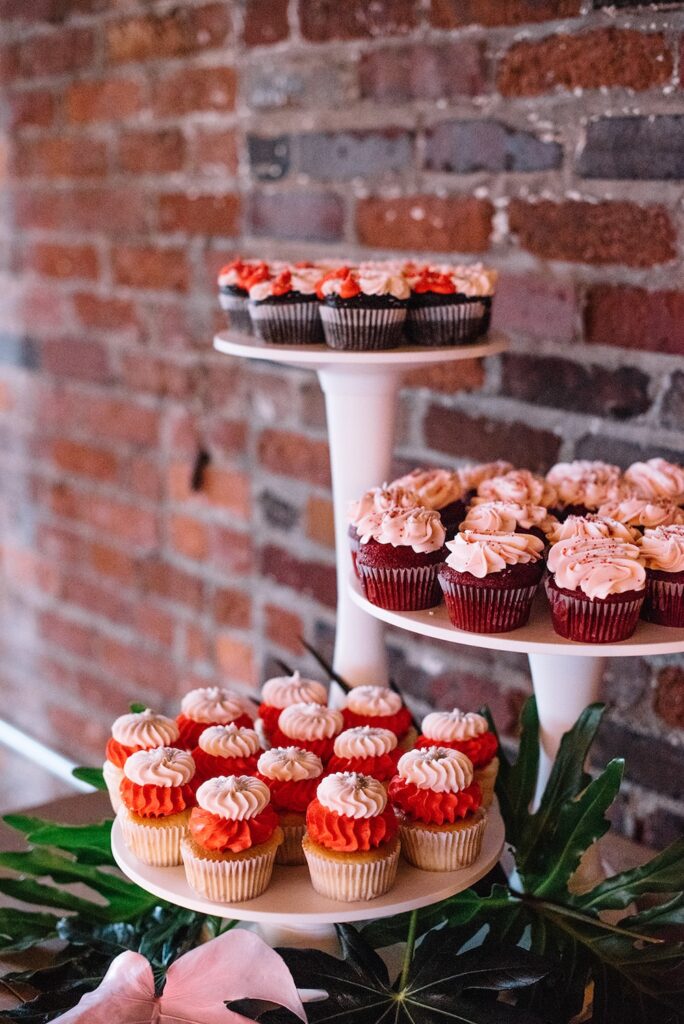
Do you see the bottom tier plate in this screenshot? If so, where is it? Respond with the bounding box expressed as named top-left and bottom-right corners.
top-left (111, 804), bottom-right (504, 925)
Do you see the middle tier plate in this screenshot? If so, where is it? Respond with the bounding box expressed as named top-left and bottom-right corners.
top-left (348, 575), bottom-right (684, 657)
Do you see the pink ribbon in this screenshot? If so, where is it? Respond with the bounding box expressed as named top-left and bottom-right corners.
top-left (52, 928), bottom-right (307, 1023)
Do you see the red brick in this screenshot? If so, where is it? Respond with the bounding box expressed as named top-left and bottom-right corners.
top-left (25, 242), bottom-right (98, 281)
top-left (125, 455), bottom-right (163, 503)
top-left (584, 286), bottom-right (684, 356)
top-left (154, 66), bottom-right (236, 116)
top-left (243, 0), bottom-right (289, 45)
top-left (41, 337), bottom-right (111, 383)
top-left (0, 43), bottom-right (19, 84)
top-left (37, 388), bottom-right (159, 446)
top-left (654, 666), bottom-right (684, 728)
top-left (120, 353), bottom-right (198, 400)
top-left (8, 88), bottom-right (54, 129)
top-left (39, 610), bottom-right (94, 659)
top-left (118, 129), bottom-right (186, 174)
top-left (66, 78), bottom-right (143, 123)
top-left (306, 495), bottom-right (335, 548)
top-left (261, 544), bottom-right (336, 608)
top-left (50, 440), bottom-right (117, 482)
top-left (265, 604), bottom-right (304, 654)
top-left (215, 635), bottom-right (256, 685)
top-left (207, 419), bottom-right (247, 454)
top-left (51, 484), bottom-right (159, 548)
top-left (423, 405), bottom-right (561, 472)
top-left (300, 0), bottom-right (416, 41)
top-left (356, 195), bottom-right (492, 253)
top-left (509, 200), bottom-right (676, 268)
top-left (493, 273), bottom-right (577, 342)
top-left (159, 193), bottom-right (240, 236)
top-left (13, 136), bottom-right (107, 179)
top-left (404, 359), bottom-right (485, 394)
top-left (184, 622), bottom-right (211, 663)
top-left (139, 559), bottom-right (204, 610)
top-left (360, 42), bottom-right (486, 102)
top-left (73, 292), bottom-right (139, 332)
top-left (97, 636), bottom-right (178, 696)
top-left (19, 26), bottom-right (94, 78)
top-left (498, 28), bottom-right (673, 97)
top-left (3, 545), bottom-right (60, 597)
top-left (430, 0), bottom-right (581, 27)
top-left (258, 429), bottom-right (331, 487)
top-left (112, 246), bottom-right (189, 292)
top-left (213, 587), bottom-right (252, 629)
top-left (168, 462), bottom-right (251, 518)
top-left (107, 4), bottom-right (230, 63)
top-left (89, 542), bottom-right (137, 586)
top-left (20, 186), bottom-right (147, 234)
top-left (193, 129), bottom-right (238, 176)
top-left (211, 526), bottom-right (253, 577)
top-left (170, 514), bottom-right (209, 560)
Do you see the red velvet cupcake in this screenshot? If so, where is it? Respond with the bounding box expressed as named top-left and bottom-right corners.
top-left (623, 458), bottom-right (684, 505)
top-left (347, 484), bottom-right (421, 578)
top-left (257, 671), bottom-right (327, 744)
top-left (191, 724), bottom-right (262, 783)
top-left (545, 460), bottom-right (621, 519)
top-left (256, 746), bottom-right (324, 864)
top-left (438, 530), bottom-right (545, 633)
top-left (457, 461), bottom-right (514, 502)
top-left (103, 708), bottom-right (180, 813)
top-left (639, 525), bottom-right (684, 626)
top-left (390, 467), bottom-right (467, 538)
top-left (416, 710), bottom-right (498, 807)
top-left (477, 468), bottom-right (558, 509)
top-left (342, 685), bottom-right (413, 740)
top-left (546, 514), bottom-right (638, 546)
top-left (271, 703), bottom-right (344, 762)
top-left (176, 687), bottom-right (255, 750)
top-left (460, 499), bottom-right (557, 546)
top-left (356, 506), bottom-right (447, 610)
top-left (328, 726), bottom-right (400, 783)
top-left (597, 496), bottom-right (684, 533)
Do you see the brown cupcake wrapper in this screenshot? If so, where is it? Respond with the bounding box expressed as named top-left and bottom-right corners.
top-left (406, 299), bottom-right (490, 346)
top-left (277, 822), bottom-right (306, 865)
top-left (219, 292), bottom-right (252, 334)
top-left (474, 758), bottom-right (499, 809)
top-left (320, 304), bottom-right (406, 351)
top-left (303, 838), bottom-right (399, 902)
top-left (400, 810), bottom-right (486, 871)
top-left (546, 579), bottom-right (644, 643)
top-left (181, 838), bottom-right (279, 902)
top-left (103, 760), bottom-right (124, 814)
top-left (117, 807), bottom-right (186, 867)
top-left (642, 576), bottom-right (684, 627)
top-left (439, 576), bottom-right (539, 633)
top-left (249, 299), bottom-right (324, 345)
top-left (357, 562), bottom-right (442, 611)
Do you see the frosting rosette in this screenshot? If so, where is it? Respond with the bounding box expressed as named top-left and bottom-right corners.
top-left (390, 468), bottom-right (464, 512)
top-left (445, 530), bottom-right (544, 578)
top-left (256, 747), bottom-right (323, 813)
top-left (348, 484), bottom-right (421, 526)
top-left (106, 709), bottom-right (179, 768)
top-left (316, 772), bottom-right (387, 818)
top-left (389, 747), bottom-right (481, 825)
top-left (597, 497), bottom-right (684, 530)
top-left (545, 460), bottom-right (621, 510)
top-left (416, 711), bottom-right (498, 768)
top-left (457, 461), bottom-right (514, 493)
top-left (272, 703), bottom-right (343, 760)
top-left (306, 772), bottom-right (398, 853)
top-left (328, 726), bottom-right (399, 781)
top-left (624, 458), bottom-right (684, 503)
top-left (342, 685), bottom-right (412, 739)
top-left (639, 525), bottom-right (684, 573)
top-left (177, 687), bottom-right (254, 748)
top-left (260, 671), bottom-right (327, 709)
top-left (191, 724), bottom-right (261, 781)
top-left (196, 774), bottom-right (269, 820)
top-left (462, 500), bottom-right (556, 535)
top-left (120, 747), bottom-right (196, 818)
top-left (357, 506), bottom-right (446, 553)
top-left (548, 537), bottom-right (645, 599)
top-left (189, 775), bottom-right (278, 853)
top-left (477, 469), bottom-right (557, 508)
top-left (546, 514), bottom-right (638, 545)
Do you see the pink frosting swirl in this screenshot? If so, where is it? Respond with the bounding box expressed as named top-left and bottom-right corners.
top-left (358, 269), bottom-right (410, 300)
top-left (348, 484), bottom-right (421, 526)
top-left (445, 530), bottom-right (544, 578)
top-left (457, 461), bottom-right (514, 492)
top-left (357, 506), bottom-right (446, 553)
top-left (639, 525), bottom-right (684, 572)
top-left (111, 709), bottom-right (179, 748)
top-left (260, 671), bottom-right (327, 710)
top-left (421, 710), bottom-right (488, 742)
top-left (181, 687), bottom-right (250, 724)
top-left (390, 468), bottom-right (464, 510)
top-left (345, 686), bottom-right (402, 717)
top-left (397, 747), bottom-right (473, 792)
top-left (462, 499), bottom-right (557, 535)
top-left (257, 746), bottom-right (323, 781)
top-left (624, 459), bottom-right (684, 503)
top-left (198, 724), bottom-right (261, 759)
top-left (316, 772), bottom-right (387, 818)
top-left (196, 775), bottom-right (269, 820)
top-left (123, 747), bottom-right (195, 787)
top-left (546, 461), bottom-right (621, 509)
top-left (333, 726), bottom-right (397, 759)
top-left (546, 514), bottom-right (638, 545)
top-left (597, 497), bottom-right (684, 529)
top-left (278, 703), bottom-right (343, 741)
top-left (548, 537), bottom-right (645, 598)
top-left (477, 469), bottom-right (557, 508)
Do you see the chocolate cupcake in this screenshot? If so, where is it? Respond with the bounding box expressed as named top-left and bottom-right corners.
top-left (217, 259), bottom-right (267, 334)
top-left (639, 524), bottom-right (684, 626)
top-left (317, 266), bottom-right (409, 351)
top-left (347, 483), bottom-right (421, 578)
top-left (356, 506), bottom-right (447, 611)
top-left (248, 264), bottom-right (324, 344)
top-left (390, 467), bottom-right (467, 538)
top-left (406, 263), bottom-right (496, 346)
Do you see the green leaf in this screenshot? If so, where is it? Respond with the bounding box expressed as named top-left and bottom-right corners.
top-left (130, 702), bottom-right (147, 713)
top-left (492, 697), bottom-right (539, 853)
top-left (573, 837), bottom-right (684, 913)
top-left (3, 816), bottom-right (114, 862)
top-left (0, 908), bottom-right (59, 952)
top-left (72, 767), bottom-right (106, 790)
top-left (0, 877), bottom-right (112, 920)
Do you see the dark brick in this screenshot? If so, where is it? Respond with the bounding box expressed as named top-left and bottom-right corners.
top-left (298, 130), bottom-right (414, 181)
top-left (578, 116), bottom-right (684, 181)
top-left (242, 0), bottom-right (288, 45)
top-left (299, 0), bottom-right (417, 42)
top-left (584, 287), bottom-right (684, 356)
top-left (423, 405), bottom-right (561, 471)
top-left (654, 666), bottom-right (684, 729)
top-left (500, 354), bottom-right (651, 421)
top-left (431, 0), bottom-right (581, 27)
top-left (603, 658), bottom-right (650, 713)
top-left (244, 60), bottom-right (352, 111)
top-left (574, 436), bottom-right (684, 470)
top-left (259, 490), bottom-right (299, 530)
top-left (360, 42), bottom-right (485, 102)
top-left (638, 807), bottom-right (684, 851)
top-left (661, 372), bottom-right (684, 431)
top-left (0, 332), bottom-right (40, 370)
top-left (593, 719), bottom-right (684, 801)
top-left (248, 135), bottom-right (290, 181)
top-left (247, 190), bottom-right (344, 242)
top-left (260, 544), bottom-right (337, 608)
top-left (425, 120), bottom-right (561, 174)
top-left (492, 273), bottom-right (577, 342)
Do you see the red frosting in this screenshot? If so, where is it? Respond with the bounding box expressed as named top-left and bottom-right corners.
top-left (306, 799), bottom-right (398, 853)
top-left (342, 706), bottom-right (413, 740)
top-left (256, 774), bottom-right (321, 813)
top-left (240, 262), bottom-right (269, 290)
top-left (189, 805), bottom-right (279, 853)
top-left (316, 267), bottom-right (360, 300)
top-left (258, 703), bottom-right (285, 740)
top-left (267, 729), bottom-right (337, 762)
top-left (326, 751), bottom-right (399, 782)
top-left (191, 747), bottom-right (260, 783)
top-left (176, 713), bottom-right (253, 751)
top-left (415, 730), bottom-right (498, 769)
top-left (105, 738), bottom-right (144, 769)
top-left (412, 270), bottom-right (456, 295)
top-left (388, 777), bottom-right (481, 825)
top-left (270, 270), bottom-right (293, 296)
top-left (120, 780), bottom-right (195, 819)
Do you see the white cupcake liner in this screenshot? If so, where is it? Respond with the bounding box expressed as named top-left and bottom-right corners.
top-left (117, 807), bottom-right (186, 866)
top-left (406, 298), bottom-right (490, 346)
top-left (643, 576), bottom-right (684, 626)
top-left (475, 758), bottom-right (499, 809)
top-left (439, 576), bottom-right (539, 633)
top-left (320, 303), bottom-right (406, 351)
top-left (102, 760), bottom-right (123, 813)
top-left (181, 838), bottom-right (278, 902)
top-left (357, 562), bottom-right (442, 611)
top-left (400, 810), bottom-right (486, 871)
top-left (248, 299), bottom-right (324, 344)
top-left (277, 822), bottom-right (306, 865)
top-left (303, 838), bottom-right (399, 902)
top-left (219, 292), bottom-right (252, 333)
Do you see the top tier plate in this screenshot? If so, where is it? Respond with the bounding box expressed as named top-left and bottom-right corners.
top-left (214, 329), bottom-right (508, 368)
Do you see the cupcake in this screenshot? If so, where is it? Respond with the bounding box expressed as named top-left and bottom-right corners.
top-left (117, 747), bottom-right (196, 866)
top-left (303, 772), bottom-right (400, 901)
top-left (416, 711), bottom-right (498, 807)
top-left (477, 468), bottom-right (557, 509)
top-left (389, 747), bottom-right (485, 871)
top-left (271, 703), bottom-right (344, 762)
top-left (545, 460), bottom-right (622, 519)
top-left (639, 524), bottom-right (684, 626)
top-left (347, 484), bottom-right (421, 578)
top-left (103, 708), bottom-right (179, 813)
top-left (406, 263), bottom-right (496, 346)
top-left (182, 776), bottom-right (282, 902)
top-left (176, 687), bottom-right (254, 749)
top-left (217, 258), bottom-right (267, 334)
top-left (597, 496), bottom-right (684, 532)
top-left (438, 531), bottom-right (545, 633)
top-left (258, 671), bottom-right (328, 744)
top-left (327, 726), bottom-right (399, 783)
top-left (191, 724), bottom-right (262, 783)
top-left (247, 265), bottom-right (324, 345)
top-left (257, 746), bottom-right (324, 865)
top-left (461, 499), bottom-right (557, 545)
top-left (390, 468), bottom-right (467, 538)
top-left (316, 266), bottom-right (409, 351)
top-left (545, 536), bottom-right (646, 643)
top-left (342, 685), bottom-right (412, 740)
top-left (355, 506), bottom-right (447, 611)
top-left (457, 461), bottom-right (514, 501)
top-left (546, 513), bottom-right (639, 546)
top-left (624, 458), bottom-right (684, 505)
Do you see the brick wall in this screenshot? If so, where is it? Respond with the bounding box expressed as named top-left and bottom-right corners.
top-left (0, 0), bottom-right (683, 846)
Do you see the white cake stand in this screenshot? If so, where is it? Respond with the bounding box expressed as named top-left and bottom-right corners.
top-left (111, 806), bottom-right (505, 951)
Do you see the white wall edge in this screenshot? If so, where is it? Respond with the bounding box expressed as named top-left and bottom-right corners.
top-left (0, 719), bottom-right (93, 792)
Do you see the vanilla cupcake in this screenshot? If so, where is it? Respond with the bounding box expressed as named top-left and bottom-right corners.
top-left (389, 747), bottom-right (485, 871)
top-left (303, 772), bottom-right (400, 901)
top-left (546, 514), bottom-right (638, 546)
top-left (477, 469), bottom-right (557, 509)
top-left (343, 685), bottom-right (413, 741)
top-left (546, 460), bottom-right (622, 518)
top-left (182, 776), bottom-right (282, 902)
top-left (271, 703), bottom-right (344, 762)
top-left (416, 711), bottom-right (498, 807)
top-left (191, 724), bottom-right (262, 783)
top-left (328, 726), bottom-right (399, 784)
top-left (117, 748), bottom-right (196, 866)
top-left (257, 671), bottom-right (327, 743)
top-left (257, 747), bottom-right (324, 864)
top-left (390, 467), bottom-right (467, 537)
top-left (624, 458), bottom-right (684, 505)
top-left (639, 524), bottom-right (684, 626)
top-left (103, 709), bottom-right (179, 813)
top-left (176, 687), bottom-right (254, 749)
